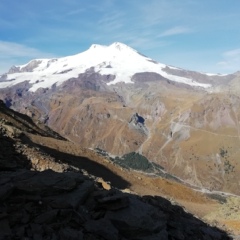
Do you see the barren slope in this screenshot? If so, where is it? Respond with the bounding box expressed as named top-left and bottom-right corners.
top-left (1, 100), bottom-right (239, 237)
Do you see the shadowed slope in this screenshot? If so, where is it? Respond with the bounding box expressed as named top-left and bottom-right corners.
top-left (22, 135), bottom-right (130, 190)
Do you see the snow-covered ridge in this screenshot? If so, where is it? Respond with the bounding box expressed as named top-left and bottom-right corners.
top-left (0, 42), bottom-right (211, 92)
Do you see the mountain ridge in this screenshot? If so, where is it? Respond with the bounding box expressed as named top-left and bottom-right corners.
top-left (0, 42), bottom-right (225, 92)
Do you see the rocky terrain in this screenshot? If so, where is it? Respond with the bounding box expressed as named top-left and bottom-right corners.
top-left (0, 100), bottom-right (237, 239)
top-left (1, 43), bottom-right (240, 239)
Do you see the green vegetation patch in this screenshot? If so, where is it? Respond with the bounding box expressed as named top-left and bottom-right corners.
top-left (114, 152), bottom-right (153, 171)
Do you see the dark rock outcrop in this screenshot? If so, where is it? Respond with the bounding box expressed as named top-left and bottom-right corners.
top-left (0, 168), bottom-right (231, 239)
top-left (129, 113), bottom-right (148, 135)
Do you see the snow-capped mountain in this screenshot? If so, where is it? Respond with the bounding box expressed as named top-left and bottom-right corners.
top-left (0, 42), bottom-right (214, 92)
top-left (0, 42), bottom-right (240, 196)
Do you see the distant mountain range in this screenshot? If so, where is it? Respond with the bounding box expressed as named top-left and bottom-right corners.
top-left (1, 42), bottom-right (240, 196)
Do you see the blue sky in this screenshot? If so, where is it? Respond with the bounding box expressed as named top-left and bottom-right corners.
top-left (0, 0), bottom-right (240, 74)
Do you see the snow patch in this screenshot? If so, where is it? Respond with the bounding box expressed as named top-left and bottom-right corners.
top-left (205, 73), bottom-right (228, 76)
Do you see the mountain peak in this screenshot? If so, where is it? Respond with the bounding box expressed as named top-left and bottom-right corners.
top-left (89, 42), bottom-right (135, 53)
top-left (89, 44), bottom-right (107, 50)
top-left (109, 42), bottom-right (132, 51)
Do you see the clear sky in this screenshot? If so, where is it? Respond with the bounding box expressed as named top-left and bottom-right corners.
top-left (0, 0), bottom-right (240, 74)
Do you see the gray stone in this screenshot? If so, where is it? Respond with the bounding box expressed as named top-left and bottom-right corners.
top-left (14, 225), bottom-right (26, 238)
top-left (106, 197), bottom-right (166, 238)
top-left (46, 180), bottom-right (94, 209)
top-left (0, 176), bottom-right (11, 185)
top-left (0, 183), bottom-right (14, 201)
top-left (136, 229), bottom-right (168, 240)
top-left (34, 210), bottom-right (59, 224)
top-left (96, 194), bottom-right (129, 210)
top-left (169, 228), bottom-right (185, 240)
top-left (84, 218), bottom-right (119, 240)
top-left (21, 210), bottom-right (30, 224)
top-left (0, 219), bottom-right (11, 238)
top-left (15, 170), bottom-right (77, 196)
top-left (59, 227), bottom-right (83, 240)
top-left (62, 171), bottom-right (86, 184)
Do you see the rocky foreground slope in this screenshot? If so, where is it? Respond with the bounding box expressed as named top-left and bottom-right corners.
top-left (0, 101), bottom-right (233, 239)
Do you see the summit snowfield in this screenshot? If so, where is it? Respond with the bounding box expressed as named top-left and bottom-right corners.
top-left (0, 42), bottom-right (212, 92)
